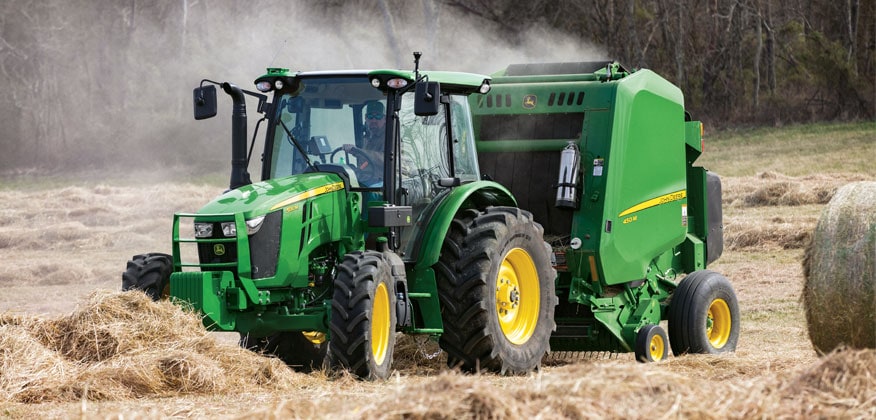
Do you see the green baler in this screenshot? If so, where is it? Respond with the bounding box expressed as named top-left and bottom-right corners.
top-left (472, 62), bottom-right (739, 361)
top-left (123, 54), bottom-right (558, 379)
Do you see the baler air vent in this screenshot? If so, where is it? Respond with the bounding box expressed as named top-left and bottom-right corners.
top-left (485, 93), bottom-right (512, 108)
top-left (548, 92), bottom-right (585, 107)
top-left (479, 113), bottom-right (585, 141)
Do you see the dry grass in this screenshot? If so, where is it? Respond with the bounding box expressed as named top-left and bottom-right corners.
top-left (0, 291), bottom-right (305, 404)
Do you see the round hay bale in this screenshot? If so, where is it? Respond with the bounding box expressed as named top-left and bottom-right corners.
top-left (802, 181), bottom-right (876, 354)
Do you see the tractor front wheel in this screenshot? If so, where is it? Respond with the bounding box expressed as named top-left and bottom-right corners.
top-left (122, 253), bottom-right (172, 301)
top-left (328, 251), bottom-right (396, 380)
top-left (668, 270), bottom-right (740, 355)
top-left (240, 331), bottom-right (328, 373)
top-left (435, 206), bottom-right (557, 374)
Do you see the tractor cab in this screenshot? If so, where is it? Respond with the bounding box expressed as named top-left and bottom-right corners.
top-left (253, 67), bottom-right (490, 259)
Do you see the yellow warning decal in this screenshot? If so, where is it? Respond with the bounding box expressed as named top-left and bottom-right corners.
top-left (270, 181), bottom-right (345, 211)
top-left (618, 190), bottom-right (686, 217)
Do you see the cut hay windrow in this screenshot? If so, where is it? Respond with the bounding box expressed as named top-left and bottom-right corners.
top-left (803, 181), bottom-right (876, 354)
top-left (240, 349), bottom-right (876, 419)
top-left (0, 291), bottom-right (303, 403)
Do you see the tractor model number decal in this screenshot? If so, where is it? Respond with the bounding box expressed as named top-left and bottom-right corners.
top-left (523, 94), bottom-right (537, 109)
top-left (270, 182), bottom-right (345, 211)
top-left (618, 190), bottom-right (686, 217)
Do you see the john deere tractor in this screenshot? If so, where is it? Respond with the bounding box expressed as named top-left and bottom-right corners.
top-left (123, 53), bottom-right (556, 379)
top-left (471, 62), bottom-right (740, 362)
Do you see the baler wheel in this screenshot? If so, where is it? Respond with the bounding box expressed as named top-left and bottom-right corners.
top-left (668, 270), bottom-right (740, 355)
top-left (239, 331), bottom-right (328, 372)
top-left (435, 206), bottom-right (557, 374)
top-left (328, 251), bottom-right (396, 380)
top-left (122, 253), bottom-right (173, 300)
top-left (635, 324), bottom-right (669, 362)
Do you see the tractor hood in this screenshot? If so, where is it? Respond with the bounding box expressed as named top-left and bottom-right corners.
top-left (197, 172), bottom-right (345, 218)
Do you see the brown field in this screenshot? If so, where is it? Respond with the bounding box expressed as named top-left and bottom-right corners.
top-left (1, 122), bottom-right (874, 418)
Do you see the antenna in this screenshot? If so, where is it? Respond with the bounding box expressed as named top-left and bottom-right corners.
top-left (413, 51), bottom-right (422, 80)
top-left (269, 39), bottom-right (288, 67)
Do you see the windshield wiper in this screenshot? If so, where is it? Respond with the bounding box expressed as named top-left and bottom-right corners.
top-left (277, 119), bottom-right (317, 172)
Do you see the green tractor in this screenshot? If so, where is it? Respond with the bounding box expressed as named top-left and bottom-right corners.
top-left (471, 62), bottom-right (740, 362)
top-left (123, 53), bottom-right (557, 379)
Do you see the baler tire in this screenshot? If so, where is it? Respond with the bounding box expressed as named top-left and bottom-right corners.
top-left (435, 206), bottom-right (557, 374)
top-left (668, 270), bottom-right (740, 355)
top-left (328, 251), bottom-right (396, 380)
top-left (635, 324), bottom-right (669, 363)
top-left (122, 253), bottom-right (173, 301)
top-left (239, 332), bottom-right (328, 373)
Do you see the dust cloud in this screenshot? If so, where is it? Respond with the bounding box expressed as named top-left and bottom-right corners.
top-left (0, 1), bottom-right (604, 180)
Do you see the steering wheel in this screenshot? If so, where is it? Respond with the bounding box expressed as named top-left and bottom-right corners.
top-left (329, 146), bottom-right (379, 184)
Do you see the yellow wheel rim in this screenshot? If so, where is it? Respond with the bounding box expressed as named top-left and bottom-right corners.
top-left (302, 331), bottom-right (326, 344)
top-left (649, 332), bottom-right (665, 361)
top-left (371, 282), bottom-right (391, 365)
top-left (495, 248), bottom-right (540, 345)
top-left (706, 298), bottom-right (732, 348)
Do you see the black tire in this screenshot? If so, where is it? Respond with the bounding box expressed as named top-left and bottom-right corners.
top-left (329, 251), bottom-right (396, 380)
top-left (240, 331), bottom-right (328, 373)
top-left (435, 206), bottom-right (557, 374)
top-left (635, 324), bottom-right (669, 363)
top-left (668, 270), bottom-right (740, 355)
top-left (122, 253), bottom-right (173, 301)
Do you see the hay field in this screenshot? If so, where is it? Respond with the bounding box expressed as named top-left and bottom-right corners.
top-left (1, 122), bottom-right (874, 418)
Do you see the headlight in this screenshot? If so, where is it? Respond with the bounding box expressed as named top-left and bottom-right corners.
top-left (256, 80), bottom-right (273, 92)
top-left (216, 216), bottom-right (266, 237)
top-left (370, 78), bottom-right (381, 88)
top-left (386, 78), bottom-right (408, 89)
top-left (194, 222), bottom-right (213, 238)
top-left (479, 81), bottom-right (491, 94)
top-left (246, 215), bottom-right (266, 235)
top-left (221, 222), bottom-right (236, 237)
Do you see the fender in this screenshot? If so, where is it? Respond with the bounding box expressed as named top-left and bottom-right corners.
top-left (414, 180), bottom-right (516, 271)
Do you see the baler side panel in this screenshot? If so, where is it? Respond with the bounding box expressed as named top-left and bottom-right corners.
top-left (598, 71), bottom-right (688, 285)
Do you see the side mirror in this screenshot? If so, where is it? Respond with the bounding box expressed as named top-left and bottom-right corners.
top-left (414, 81), bottom-right (440, 116)
top-left (193, 85), bottom-right (217, 120)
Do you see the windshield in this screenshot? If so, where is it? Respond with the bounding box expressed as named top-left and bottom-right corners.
top-left (267, 76), bottom-right (386, 187)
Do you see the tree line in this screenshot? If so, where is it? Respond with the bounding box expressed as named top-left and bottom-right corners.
top-left (0, 0), bottom-right (872, 172)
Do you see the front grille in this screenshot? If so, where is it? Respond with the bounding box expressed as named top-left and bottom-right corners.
top-left (248, 211), bottom-right (282, 279)
top-left (197, 224), bottom-right (239, 276)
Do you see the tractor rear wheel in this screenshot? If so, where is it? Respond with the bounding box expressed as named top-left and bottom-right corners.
top-left (329, 251), bottom-right (396, 380)
top-left (435, 207), bottom-right (557, 374)
top-left (635, 324), bottom-right (669, 362)
top-left (122, 253), bottom-right (172, 301)
top-left (240, 331), bottom-right (328, 373)
top-left (668, 270), bottom-right (740, 355)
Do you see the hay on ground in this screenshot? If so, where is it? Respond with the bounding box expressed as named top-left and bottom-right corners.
top-left (0, 290), bottom-right (304, 403)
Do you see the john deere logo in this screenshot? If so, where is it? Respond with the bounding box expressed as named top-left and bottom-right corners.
top-left (523, 95), bottom-right (537, 109)
top-left (213, 244), bottom-right (225, 256)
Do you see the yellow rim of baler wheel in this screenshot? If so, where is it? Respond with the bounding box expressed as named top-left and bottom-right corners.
top-left (495, 248), bottom-right (540, 345)
top-left (371, 282), bottom-right (391, 365)
top-left (706, 298), bottom-right (732, 348)
top-left (650, 332), bottom-right (665, 361)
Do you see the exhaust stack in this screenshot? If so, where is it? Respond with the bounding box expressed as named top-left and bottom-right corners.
top-left (221, 82), bottom-right (252, 190)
